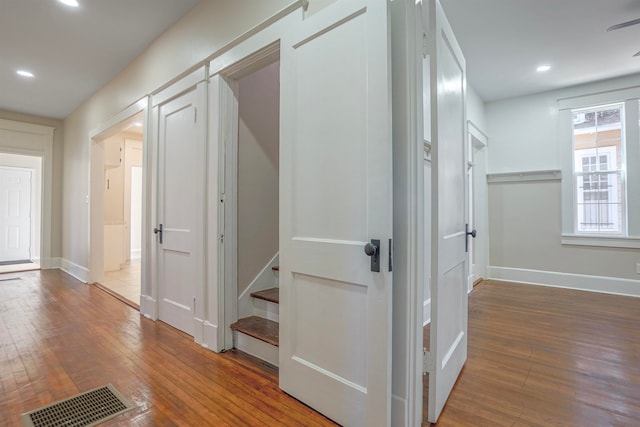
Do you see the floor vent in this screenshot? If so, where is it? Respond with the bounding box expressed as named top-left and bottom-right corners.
top-left (21, 384), bottom-right (134, 427)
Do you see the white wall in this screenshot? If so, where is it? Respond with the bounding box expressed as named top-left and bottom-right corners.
top-left (61, 0), bottom-right (295, 270)
top-left (237, 61), bottom-right (280, 296)
top-left (486, 74), bottom-right (640, 285)
top-left (0, 109), bottom-right (62, 260)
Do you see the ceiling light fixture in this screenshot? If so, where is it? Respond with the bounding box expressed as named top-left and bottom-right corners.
top-left (536, 65), bottom-right (551, 73)
top-left (58, 0), bottom-right (79, 7)
top-left (16, 70), bottom-right (35, 78)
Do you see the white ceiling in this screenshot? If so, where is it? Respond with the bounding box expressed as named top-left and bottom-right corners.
top-left (440, 0), bottom-right (640, 102)
top-left (3, 0), bottom-right (640, 119)
top-left (0, 0), bottom-right (200, 119)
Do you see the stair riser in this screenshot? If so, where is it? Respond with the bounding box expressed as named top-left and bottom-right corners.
top-left (234, 331), bottom-right (279, 367)
top-left (253, 299), bottom-right (279, 322)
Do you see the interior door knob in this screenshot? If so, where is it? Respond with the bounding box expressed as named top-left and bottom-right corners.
top-left (364, 240), bottom-right (380, 272)
top-left (364, 242), bottom-right (377, 256)
top-left (465, 224), bottom-right (476, 252)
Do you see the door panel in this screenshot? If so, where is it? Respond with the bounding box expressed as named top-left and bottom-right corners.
top-left (426, 0), bottom-right (468, 422)
top-left (156, 87), bottom-right (206, 336)
top-left (279, 0), bottom-right (393, 426)
top-left (0, 167), bottom-right (32, 262)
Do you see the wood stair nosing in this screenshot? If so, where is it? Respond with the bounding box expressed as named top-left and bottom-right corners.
top-left (230, 315), bottom-right (279, 347)
top-left (250, 287), bottom-right (279, 304)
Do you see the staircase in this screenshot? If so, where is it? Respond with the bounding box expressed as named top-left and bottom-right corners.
top-left (230, 265), bottom-right (279, 366)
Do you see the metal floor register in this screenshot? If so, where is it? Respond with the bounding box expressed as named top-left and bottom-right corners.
top-left (21, 384), bottom-right (134, 427)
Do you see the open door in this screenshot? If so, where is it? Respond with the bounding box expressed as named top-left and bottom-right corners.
top-left (425, 0), bottom-right (468, 422)
top-left (278, 0), bottom-right (393, 425)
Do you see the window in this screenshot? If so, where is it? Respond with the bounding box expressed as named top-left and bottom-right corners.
top-left (571, 104), bottom-right (625, 235)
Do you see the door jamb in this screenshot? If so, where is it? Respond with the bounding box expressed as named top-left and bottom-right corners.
top-left (213, 43), bottom-right (281, 351)
top-left (88, 98), bottom-right (150, 307)
top-left (0, 119), bottom-right (54, 270)
top-left (467, 120), bottom-right (488, 292)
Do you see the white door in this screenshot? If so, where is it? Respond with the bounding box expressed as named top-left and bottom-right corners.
top-left (155, 86), bottom-right (206, 336)
top-left (425, 0), bottom-right (468, 422)
top-left (279, 0), bottom-right (393, 426)
top-left (0, 167), bottom-right (32, 262)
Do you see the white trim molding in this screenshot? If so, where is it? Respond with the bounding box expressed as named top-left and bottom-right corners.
top-left (488, 266), bottom-right (640, 298)
top-left (487, 170), bottom-right (561, 184)
top-left (39, 257), bottom-right (61, 270)
top-left (60, 258), bottom-right (90, 283)
top-left (423, 298), bottom-right (431, 326)
top-left (561, 234), bottom-right (640, 249)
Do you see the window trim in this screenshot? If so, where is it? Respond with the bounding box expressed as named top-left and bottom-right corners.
top-left (558, 90), bottom-right (640, 248)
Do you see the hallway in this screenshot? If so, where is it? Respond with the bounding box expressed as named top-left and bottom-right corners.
top-left (0, 269), bottom-right (337, 426)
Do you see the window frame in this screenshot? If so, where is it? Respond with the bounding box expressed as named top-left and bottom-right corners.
top-left (558, 90), bottom-right (640, 249)
top-left (571, 103), bottom-right (626, 236)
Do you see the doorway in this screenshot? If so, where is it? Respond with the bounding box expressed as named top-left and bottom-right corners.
top-left (0, 153), bottom-right (42, 273)
top-left (90, 111), bottom-right (145, 307)
top-left (220, 54), bottom-right (281, 362)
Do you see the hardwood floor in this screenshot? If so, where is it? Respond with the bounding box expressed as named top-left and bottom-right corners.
top-left (3, 270), bottom-right (639, 426)
top-left (0, 270), bottom-right (338, 426)
top-left (424, 280), bottom-right (640, 426)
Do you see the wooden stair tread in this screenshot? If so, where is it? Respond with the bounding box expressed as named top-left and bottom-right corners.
top-left (250, 287), bottom-right (279, 304)
top-left (230, 316), bottom-right (279, 347)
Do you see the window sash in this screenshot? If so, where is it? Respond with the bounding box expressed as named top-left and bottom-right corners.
top-left (571, 104), bottom-right (627, 236)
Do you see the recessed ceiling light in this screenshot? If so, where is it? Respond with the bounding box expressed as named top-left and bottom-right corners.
top-left (16, 70), bottom-right (35, 78)
top-left (58, 0), bottom-right (79, 7)
top-left (537, 64), bottom-right (551, 73)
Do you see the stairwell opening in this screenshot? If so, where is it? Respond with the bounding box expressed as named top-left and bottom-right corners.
top-left (223, 56), bottom-right (281, 366)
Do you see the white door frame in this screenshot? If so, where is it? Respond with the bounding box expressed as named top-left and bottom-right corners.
top-left (208, 6), bottom-right (302, 352)
top-left (0, 119), bottom-right (54, 269)
top-left (89, 98), bottom-right (150, 302)
top-left (467, 120), bottom-right (488, 292)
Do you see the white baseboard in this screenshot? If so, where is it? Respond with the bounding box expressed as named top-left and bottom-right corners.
top-left (60, 258), bottom-right (89, 283)
top-left (139, 294), bottom-right (157, 319)
top-left (39, 257), bottom-right (61, 269)
top-left (237, 253), bottom-right (279, 319)
top-left (194, 317), bottom-right (205, 345)
top-left (488, 266), bottom-right (640, 297)
top-left (234, 331), bottom-right (279, 367)
top-left (202, 321), bottom-right (221, 352)
top-left (391, 394), bottom-right (407, 427)
top-left (423, 298), bottom-right (431, 326)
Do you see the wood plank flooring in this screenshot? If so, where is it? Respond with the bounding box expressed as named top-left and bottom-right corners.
top-left (425, 279), bottom-right (640, 426)
top-left (0, 270), bottom-right (337, 426)
top-left (2, 270), bottom-right (640, 426)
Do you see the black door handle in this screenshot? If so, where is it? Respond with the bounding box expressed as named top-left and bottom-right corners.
top-left (465, 224), bottom-right (476, 252)
top-left (154, 224), bottom-right (163, 244)
top-left (364, 240), bottom-right (380, 272)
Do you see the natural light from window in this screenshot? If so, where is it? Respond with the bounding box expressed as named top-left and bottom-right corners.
top-left (571, 104), bottom-right (626, 235)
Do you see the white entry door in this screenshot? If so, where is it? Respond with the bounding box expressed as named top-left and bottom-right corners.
top-left (0, 167), bottom-right (32, 262)
top-left (425, 0), bottom-right (469, 422)
top-left (155, 85), bottom-right (206, 336)
top-left (279, 0), bottom-right (393, 426)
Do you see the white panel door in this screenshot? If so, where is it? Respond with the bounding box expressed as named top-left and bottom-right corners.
top-left (279, 0), bottom-right (393, 426)
top-left (155, 86), bottom-right (206, 336)
top-left (426, 0), bottom-right (468, 422)
top-left (0, 167), bottom-right (32, 262)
